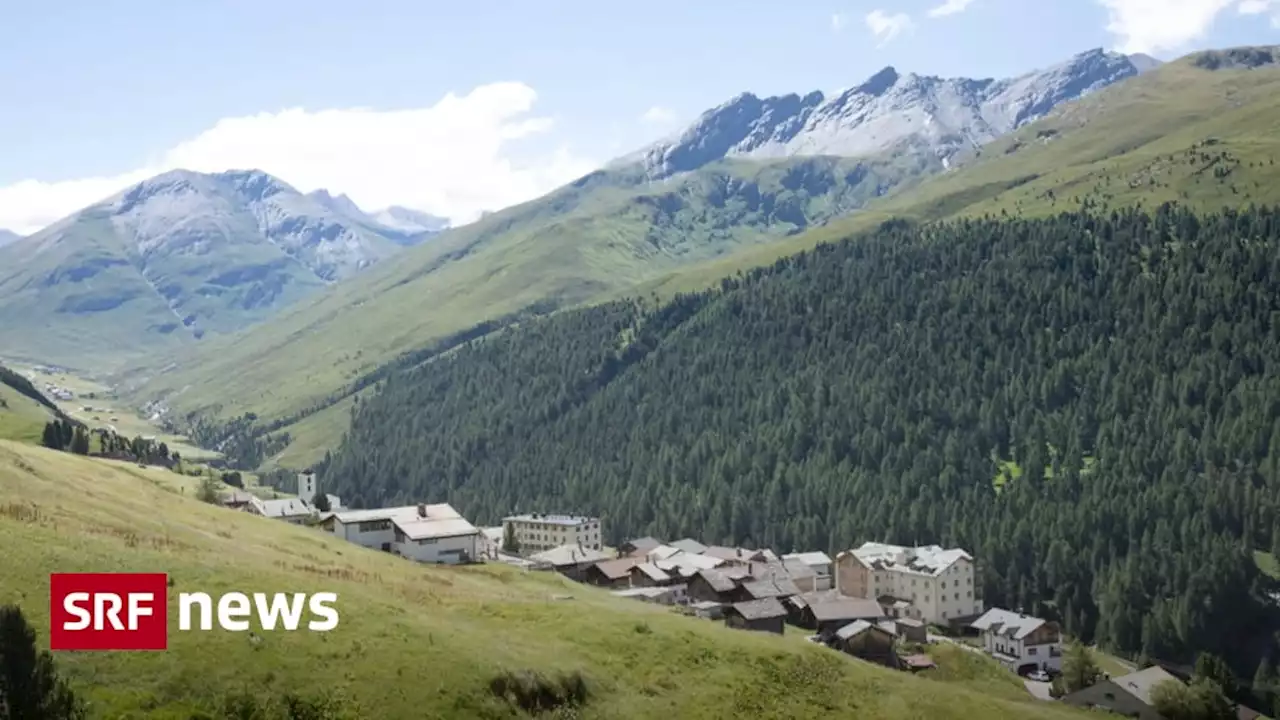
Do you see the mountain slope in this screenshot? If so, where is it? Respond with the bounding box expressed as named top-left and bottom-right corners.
top-left (324, 204), bottom-right (1280, 676)
top-left (123, 50), bottom-right (1149, 461)
top-left (0, 170), bottom-right (411, 369)
top-left (621, 49), bottom-right (1146, 179)
top-left (0, 439), bottom-right (1088, 719)
top-left (305, 189), bottom-right (450, 246)
top-left (0, 229), bottom-right (21, 247)
top-left (0, 364), bottom-right (61, 442)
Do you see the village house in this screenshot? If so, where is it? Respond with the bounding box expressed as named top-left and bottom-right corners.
top-left (724, 598), bottom-right (788, 635)
top-left (392, 507), bottom-right (482, 564)
top-left (502, 513), bottom-right (603, 555)
top-left (782, 552), bottom-right (834, 590)
top-left (529, 544), bottom-right (611, 581)
top-left (1059, 666), bottom-right (1182, 720)
top-left (584, 557), bottom-right (641, 587)
top-left (892, 617), bottom-right (928, 644)
top-left (688, 569), bottom-right (739, 604)
top-left (835, 542), bottom-right (983, 626)
top-left (969, 608), bottom-right (1063, 674)
top-left (781, 557), bottom-right (819, 592)
top-left (321, 503), bottom-right (481, 564)
top-left (832, 620), bottom-right (899, 667)
top-left (247, 496), bottom-right (316, 525)
top-left (689, 600), bottom-right (726, 620)
top-left (220, 489), bottom-right (255, 511)
top-left (793, 595), bottom-right (886, 636)
top-left (628, 562), bottom-right (676, 588)
top-left (618, 537), bottom-right (662, 557)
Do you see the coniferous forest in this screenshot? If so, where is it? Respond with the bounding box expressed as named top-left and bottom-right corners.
top-left (323, 204), bottom-right (1280, 672)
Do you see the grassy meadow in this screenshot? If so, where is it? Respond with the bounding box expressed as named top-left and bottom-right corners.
top-left (0, 440), bottom-right (1094, 719)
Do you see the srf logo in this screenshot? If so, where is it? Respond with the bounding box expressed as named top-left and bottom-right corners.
top-left (50, 573), bottom-right (169, 651)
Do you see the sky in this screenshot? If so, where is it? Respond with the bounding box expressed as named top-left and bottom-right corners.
top-left (1, 0), bottom-right (1278, 235)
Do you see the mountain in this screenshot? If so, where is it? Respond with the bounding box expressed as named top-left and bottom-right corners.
top-left (0, 230), bottom-right (21, 247)
top-left (0, 169), bottom-right (413, 369)
top-left (124, 47), bottom-right (1157, 460)
top-left (303, 190), bottom-right (449, 245)
top-left (0, 364), bottom-right (63, 443)
top-left (621, 48), bottom-right (1144, 180)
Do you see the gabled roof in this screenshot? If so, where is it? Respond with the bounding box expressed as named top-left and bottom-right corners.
top-left (836, 619), bottom-right (897, 640)
top-left (646, 545), bottom-right (684, 561)
top-left (810, 597), bottom-right (885, 622)
top-left (670, 538), bottom-right (709, 554)
top-left (741, 577), bottom-right (802, 600)
top-left (1110, 666), bottom-right (1182, 707)
top-left (632, 563), bottom-right (671, 583)
top-left (695, 569), bottom-right (737, 593)
top-left (530, 544), bottom-right (610, 567)
top-left (621, 537), bottom-right (662, 555)
top-left (704, 545), bottom-right (755, 562)
top-left (970, 608), bottom-right (1050, 640)
top-left (851, 542), bottom-right (973, 576)
top-left (782, 558), bottom-right (818, 580)
top-left (656, 553), bottom-right (723, 573)
top-left (729, 597), bottom-right (787, 621)
top-left (783, 551), bottom-right (834, 567)
top-left (251, 497), bottom-right (314, 518)
top-left (593, 557), bottom-right (641, 580)
top-left (394, 515), bottom-right (479, 540)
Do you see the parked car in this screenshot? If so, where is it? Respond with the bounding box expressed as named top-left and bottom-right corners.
top-left (1028, 670), bottom-right (1050, 682)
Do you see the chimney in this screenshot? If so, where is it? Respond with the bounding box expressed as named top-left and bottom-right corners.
top-left (417, 503), bottom-right (427, 518)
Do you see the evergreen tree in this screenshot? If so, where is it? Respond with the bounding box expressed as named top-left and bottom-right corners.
top-left (1150, 677), bottom-right (1236, 720)
top-left (1253, 657), bottom-right (1276, 714)
top-left (501, 524), bottom-right (520, 555)
top-left (40, 423), bottom-right (61, 450)
top-left (0, 604), bottom-right (85, 720)
top-left (1195, 653), bottom-right (1238, 699)
top-left (311, 492), bottom-right (331, 513)
top-left (69, 428), bottom-right (89, 456)
top-left (1061, 642), bottom-right (1103, 693)
top-left (196, 473), bottom-right (221, 505)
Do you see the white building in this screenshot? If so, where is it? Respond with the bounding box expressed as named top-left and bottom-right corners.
top-left (323, 503), bottom-right (480, 565)
top-left (502, 513), bottom-right (602, 555)
top-left (247, 497), bottom-right (316, 525)
top-left (782, 551), bottom-right (834, 590)
top-left (970, 608), bottom-right (1063, 673)
top-left (834, 542), bottom-right (983, 625)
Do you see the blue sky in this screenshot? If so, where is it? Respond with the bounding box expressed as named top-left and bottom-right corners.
top-left (1, 0), bottom-right (1277, 233)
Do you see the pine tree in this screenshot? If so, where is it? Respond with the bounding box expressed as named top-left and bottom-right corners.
top-left (1061, 641), bottom-right (1103, 693)
top-left (0, 604), bottom-right (85, 719)
top-left (311, 491), bottom-right (331, 513)
top-left (1253, 657), bottom-right (1276, 715)
top-left (40, 422), bottom-right (61, 450)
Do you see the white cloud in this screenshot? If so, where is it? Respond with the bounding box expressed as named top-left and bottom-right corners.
top-left (865, 9), bottom-right (915, 46)
top-left (831, 12), bottom-right (848, 31)
top-left (1095, 0), bottom-right (1263, 54)
top-left (1238, 0), bottom-right (1280, 27)
top-left (0, 82), bottom-right (598, 235)
top-left (927, 0), bottom-right (977, 18)
top-left (640, 106), bottom-right (677, 125)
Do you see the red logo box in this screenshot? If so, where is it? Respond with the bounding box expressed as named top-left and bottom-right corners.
top-left (49, 573), bottom-right (169, 651)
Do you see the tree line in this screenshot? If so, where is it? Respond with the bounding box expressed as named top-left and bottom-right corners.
top-left (40, 418), bottom-right (177, 467)
top-left (322, 203), bottom-right (1280, 676)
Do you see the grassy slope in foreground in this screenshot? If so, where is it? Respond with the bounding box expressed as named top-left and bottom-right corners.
top-left (638, 46), bottom-right (1280, 299)
top-left (0, 440), bottom-right (1085, 720)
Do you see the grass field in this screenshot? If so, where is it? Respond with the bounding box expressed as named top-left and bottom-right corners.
top-left (0, 380), bottom-right (57, 443)
top-left (0, 440), bottom-right (1092, 719)
top-left (4, 360), bottom-right (216, 460)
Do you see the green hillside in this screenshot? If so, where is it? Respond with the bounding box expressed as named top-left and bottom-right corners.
top-left (0, 366), bottom-right (59, 443)
top-left (0, 440), bottom-right (1085, 719)
top-left (323, 205), bottom-right (1280, 674)
top-left (121, 46), bottom-right (1280, 469)
top-left (125, 153), bottom-right (939, 463)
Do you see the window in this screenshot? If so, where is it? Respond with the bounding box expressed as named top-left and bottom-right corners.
top-left (954, 593), bottom-right (959, 601)
top-left (912, 593), bottom-right (917, 600)
top-left (967, 591), bottom-right (972, 598)
top-left (941, 581), bottom-right (947, 588)
top-left (1028, 647), bottom-right (1037, 656)
top-left (942, 611), bottom-right (948, 619)
top-left (924, 595), bottom-right (929, 602)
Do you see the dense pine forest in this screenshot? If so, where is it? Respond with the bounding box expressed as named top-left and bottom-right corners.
top-left (323, 204), bottom-right (1280, 672)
